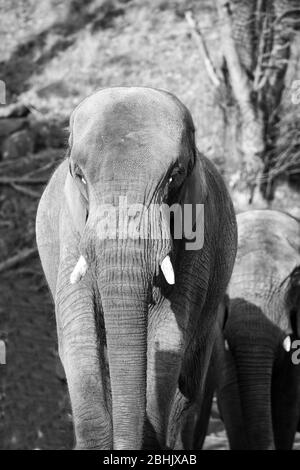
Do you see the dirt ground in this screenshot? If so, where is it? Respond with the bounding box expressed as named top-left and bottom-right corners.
top-left (0, 150), bottom-right (73, 449)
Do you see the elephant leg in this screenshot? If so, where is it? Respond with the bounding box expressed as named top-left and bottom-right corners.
top-left (189, 362), bottom-right (215, 450)
top-left (180, 387), bottom-right (214, 450)
top-left (145, 303), bottom-right (186, 449)
top-left (171, 301), bottom-right (221, 449)
top-left (179, 405), bottom-right (198, 450)
top-left (167, 323), bottom-right (217, 449)
top-left (272, 358), bottom-right (300, 450)
top-left (217, 373), bottom-right (247, 449)
top-left (46, 206), bottom-right (112, 449)
top-left (179, 340), bottom-right (218, 451)
top-left (215, 340), bottom-right (247, 449)
top-left (56, 256), bottom-right (112, 449)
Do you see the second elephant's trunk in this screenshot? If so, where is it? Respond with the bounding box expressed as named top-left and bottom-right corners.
top-left (226, 303), bottom-right (278, 450)
top-left (234, 344), bottom-right (274, 449)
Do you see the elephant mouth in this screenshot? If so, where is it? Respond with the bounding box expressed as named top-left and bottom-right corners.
top-left (70, 194), bottom-right (177, 287)
top-left (70, 251), bottom-right (175, 286)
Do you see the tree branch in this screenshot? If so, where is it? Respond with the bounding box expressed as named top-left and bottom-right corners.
top-left (253, 15), bottom-right (268, 91)
top-left (185, 11), bottom-right (221, 88)
top-left (10, 183), bottom-right (41, 198)
top-left (216, 0), bottom-right (265, 175)
top-left (0, 247), bottom-right (37, 274)
top-left (0, 177), bottom-right (48, 185)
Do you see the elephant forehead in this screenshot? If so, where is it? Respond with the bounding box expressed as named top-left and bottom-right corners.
top-left (71, 87), bottom-right (191, 146)
top-left (237, 210), bottom-right (300, 258)
top-left (72, 130), bottom-right (182, 184)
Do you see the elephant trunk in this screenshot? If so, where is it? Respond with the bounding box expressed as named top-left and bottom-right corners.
top-left (226, 303), bottom-right (279, 450)
top-left (80, 190), bottom-right (172, 449)
top-left (97, 244), bottom-right (149, 450)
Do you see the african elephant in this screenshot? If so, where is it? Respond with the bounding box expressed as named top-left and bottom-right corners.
top-left (215, 209), bottom-right (300, 449)
top-left (36, 86), bottom-right (237, 450)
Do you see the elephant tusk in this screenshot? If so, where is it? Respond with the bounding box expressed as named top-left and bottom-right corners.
top-left (224, 339), bottom-right (229, 351)
top-left (283, 335), bottom-right (291, 352)
top-left (160, 255), bottom-right (175, 285)
top-left (70, 255), bottom-right (88, 284)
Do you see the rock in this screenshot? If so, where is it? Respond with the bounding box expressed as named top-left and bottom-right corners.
top-left (0, 102), bottom-right (30, 118)
top-left (0, 118), bottom-right (27, 138)
top-left (1, 129), bottom-right (34, 159)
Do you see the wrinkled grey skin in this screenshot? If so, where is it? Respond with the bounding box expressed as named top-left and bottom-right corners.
top-left (36, 87), bottom-right (237, 450)
top-left (214, 209), bottom-right (300, 450)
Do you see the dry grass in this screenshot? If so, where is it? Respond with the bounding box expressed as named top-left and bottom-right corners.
top-left (1, 0), bottom-right (225, 160)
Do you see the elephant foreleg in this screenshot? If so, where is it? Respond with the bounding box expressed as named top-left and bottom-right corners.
top-left (56, 256), bottom-right (112, 449)
top-left (146, 305), bottom-right (186, 449)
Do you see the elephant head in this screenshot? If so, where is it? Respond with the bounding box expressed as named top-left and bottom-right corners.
top-left (216, 210), bottom-right (300, 450)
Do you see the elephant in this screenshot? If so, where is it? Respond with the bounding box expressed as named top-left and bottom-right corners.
top-left (214, 209), bottom-right (300, 449)
top-left (35, 86), bottom-right (237, 450)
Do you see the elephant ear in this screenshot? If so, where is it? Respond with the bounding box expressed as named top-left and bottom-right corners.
top-left (217, 294), bottom-right (230, 332)
top-left (178, 150), bottom-right (207, 251)
top-left (64, 171), bottom-right (87, 235)
top-left (286, 265), bottom-right (300, 338)
top-left (181, 150), bottom-right (207, 205)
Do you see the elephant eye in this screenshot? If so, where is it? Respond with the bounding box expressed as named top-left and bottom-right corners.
top-left (168, 163), bottom-right (186, 189)
top-left (71, 163), bottom-right (88, 202)
top-left (73, 164), bottom-right (87, 185)
top-left (75, 172), bottom-right (87, 186)
top-left (171, 163), bottom-right (185, 177)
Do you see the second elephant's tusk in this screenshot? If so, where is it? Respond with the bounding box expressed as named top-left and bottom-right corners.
top-left (283, 335), bottom-right (291, 352)
top-left (70, 255), bottom-right (88, 284)
top-left (160, 255), bottom-right (175, 285)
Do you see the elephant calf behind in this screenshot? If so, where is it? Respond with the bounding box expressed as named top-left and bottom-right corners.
top-left (215, 209), bottom-right (300, 450)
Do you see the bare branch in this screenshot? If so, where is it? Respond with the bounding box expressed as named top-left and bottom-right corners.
top-left (0, 177), bottom-right (48, 185)
top-left (10, 183), bottom-right (41, 198)
top-left (0, 247), bottom-right (37, 274)
top-left (253, 15), bottom-right (267, 91)
top-left (185, 11), bottom-right (221, 88)
top-left (25, 160), bottom-right (59, 178)
top-left (275, 9), bottom-right (300, 26)
top-left (216, 1), bottom-right (253, 108)
top-left (215, 0), bottom-right (266, 196)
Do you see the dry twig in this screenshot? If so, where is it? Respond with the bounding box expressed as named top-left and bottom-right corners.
top-left (185, 11), bottom-right (221, 88)
top-left (0, 177), bottom-right (47, 185)
top-left (10, 183), bottom-right (41, 198)
top-left (0, 247), bottom-right (37, 273)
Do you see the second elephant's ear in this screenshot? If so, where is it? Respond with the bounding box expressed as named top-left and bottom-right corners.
top-left (286, 265), bottom-right (300, 338)
top-left (217, 294), bottom-right (230, 332)
top-left (64, 171), bottom-right (87, 235)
